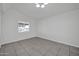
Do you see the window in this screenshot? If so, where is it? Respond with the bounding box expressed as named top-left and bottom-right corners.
top-left (18, 21), bottom-right (30, 32)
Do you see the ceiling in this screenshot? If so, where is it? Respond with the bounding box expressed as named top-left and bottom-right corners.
top-left (2, 3), bottom-right (79, 20)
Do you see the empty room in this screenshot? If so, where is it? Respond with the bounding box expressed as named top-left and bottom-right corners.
top-left (0, 3), bottom-right (79, 56)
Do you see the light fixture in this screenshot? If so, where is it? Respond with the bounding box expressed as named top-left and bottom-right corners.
top-left (36, 4), bottom-right (40, 8)
top-left (41, 5), bottom-right (45, 8)
top-left (35, 3), bottom-right (48, 8)
top-left (44, 3), bottom-right (48, 5)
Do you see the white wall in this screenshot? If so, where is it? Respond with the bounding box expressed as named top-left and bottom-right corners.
top-left (0, 4), bottom-right (2, 47)
top-left (2, 9), bottom-right (36, 44)
top-left (38, 9), bottom-right (79, 47)
top-left (0, 6), bottom-right (1, 46)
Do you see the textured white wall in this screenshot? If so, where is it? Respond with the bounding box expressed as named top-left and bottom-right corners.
top-left (37, 9), bottom-right (79, 47)
top-left (2, 9), bottom-right (36, 44)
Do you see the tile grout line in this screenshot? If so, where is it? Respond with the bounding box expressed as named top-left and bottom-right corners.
top-left (14, 46), bottom-right (18, 56)
top-left (56, 47), bottom-right (61, 56)
top-left (69, 46), bottom-right (70, 56)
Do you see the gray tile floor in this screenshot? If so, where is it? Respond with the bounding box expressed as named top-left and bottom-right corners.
top-left (0, 37), bottom-right (79, 56)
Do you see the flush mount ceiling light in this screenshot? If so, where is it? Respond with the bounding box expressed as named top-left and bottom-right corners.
top-left (35, 3), bottom-right (48, 8)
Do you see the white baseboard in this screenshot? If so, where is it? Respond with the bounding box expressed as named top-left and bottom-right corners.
top-left (2, 36), bottom-right (36, 45)
top-left (37, 34), bottom-right (79, 48)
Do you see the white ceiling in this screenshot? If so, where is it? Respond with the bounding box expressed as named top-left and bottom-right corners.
top-left (2, 3), bottom-right (79, 20)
